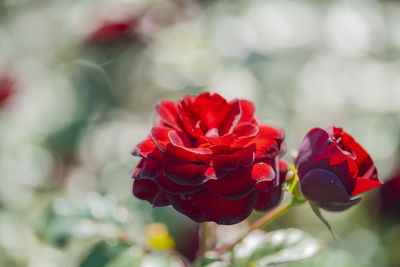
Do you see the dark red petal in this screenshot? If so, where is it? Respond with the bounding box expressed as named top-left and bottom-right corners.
top-left (151, 126), bottom-right (172, 152)
top-left (205, 167), bottom-right (256, 199)
top-left (139, 158), bottom-right (162, 179)
top-left (218, 99), bottom-right (242, 135)
top-left (152, 191), bottom-right (170, 207)
top-left (166, 189), bottom-right (257, 225)
top-left (211, 145), bottom-right (255, 171)
top-left (207, 123), bottom-right (258, 148)
top-left (192, 92), bottom-right (230, 130)
top-left (154, 173), bottom-right (202, 195)
top-left (254, 187), bottom-right (282, 211)
top-left (340, 131), bottom-right (379, 180)
top-left (312, 142), bottom-right (359, 191)
top-left (300, 168), bottom-right (360, 211)
top-left (279, 160), bottom-right (289, 183)
top-left (238, 99), bottom-right (255, 123)
top-left (177, 95), bottom-right (198, 137)
top-left (351, 177), bottom-right (382, 196)
top-left (231, 123), bottom-right (259, 147)
top-left (168, 131), bottom-right (212, 162)
top-left (133, 136), bottom-right (168, 160)
top-left (132, 179), bottom-right (170, 207)
top-left (253, 124), bottom-right (285, 159)
top-left (130, 159), bottom-right (144, 178)
top-left (315, 198), bottom-right (361, 212)
top-left (163, 162), bottom-right (226, 185)
top-left (155, 100), bottom-right (180, 128)
top-left (252, 162), bottom-right (276, 182)
top-left (205, 163), bottom-right (275, 200)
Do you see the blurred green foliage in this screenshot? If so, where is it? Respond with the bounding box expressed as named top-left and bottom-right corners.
top-left (0, 0), bottom-right (399, 266)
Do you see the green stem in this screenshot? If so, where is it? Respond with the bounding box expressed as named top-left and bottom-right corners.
top-left (213, 198), bottom-right (296, 254)
top-left (199, 222), bottom-right (210, 256)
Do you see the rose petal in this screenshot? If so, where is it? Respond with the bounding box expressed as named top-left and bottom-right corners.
top-left (154, 173), bottom-right (203, 195)
top-left (151, 126), bottom-right (212, 162)
top-left (133, 136), bottom-right (167, 160)
top-left (205, 167), bottom-right (256, 199)
top-left (279, 160), bottom-right (289, 183)
top-left (218, 99), bottom-right (242, 135)
top-left (238, 99), bottom-right (255, 123)
top-left (166, 189), bottom-right (257, 225)
top-left (253, 124), bottom-right (285, 159)
top-left (177, 96), bottom-right (198, 137)
top-left (163, 161), bottom-right (226, 185)
top-left (192, 92), bottom-right (231, 130)
top-left (211, 145), bottom-right (255, 170)
top-left (205, 163), bottom-right (276, 199)
top-left (351, 177), bottom-right (382, 196)
top-left (299, 168), bottom-right (361, 211)
top-left (130, 159), bottom-right (144, 178)
top-left (152, 191), bottom-right (170, 207)
top-left (155, 100), bottom-right (180, 128)
top-left (132, 179), bottom-right (170, 207)
top-left (336, 128), bottom-right (379, 180)
top-left (139, 158), bottom-right (162, 179)
top-left (254, 187), bottom-right (282, 211)
top-left (252, 162), bottom-right (276, 181)
top-left (168, 131), bottom-right (212, 162)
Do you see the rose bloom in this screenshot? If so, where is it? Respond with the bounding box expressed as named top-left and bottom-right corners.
top-left (296, 126), bottom-right (382, 211)
top-left (131, 92), bottom-right (287, 224)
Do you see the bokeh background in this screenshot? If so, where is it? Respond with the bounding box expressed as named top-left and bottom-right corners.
top-left (0, 0), bottom-right (399, 266)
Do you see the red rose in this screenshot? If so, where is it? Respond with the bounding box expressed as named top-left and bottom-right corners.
top-left (87, 18), bottom-right (137, 43)
top-left (0, 74), bottom-right (14, 106)
top-left (131, 92), bottom-right (287, 224)
top-left (296, 126), bottom-right (382, 211)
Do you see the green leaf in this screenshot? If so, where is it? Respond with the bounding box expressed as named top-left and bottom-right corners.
top-left (195, 252), bottom-right (226, 267)
top-left (233, 228), bottom-right (320, 266)
top-left (104, 247), bottom-right (144, 267)
top-left (36, 193), bottom-right (131, 246)
top-left (140, 253), bottom-right (184, 267)
top-left (79, 241), bottom-right (130, 267)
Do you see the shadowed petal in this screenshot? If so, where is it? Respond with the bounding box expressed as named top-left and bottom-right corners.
top-left (163, 162), bottom-right (226, 185)
top-left (254, 187), bottom-right (282, 211)
top-left (167, 189), bottom-right (257, 225)
top-left (132, 179), bottom-right (170, 207)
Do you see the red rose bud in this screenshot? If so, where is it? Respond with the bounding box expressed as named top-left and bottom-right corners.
top-left (87, 18), bottom-right (137, 43)
top-left (0, 74), bottom-right (15, 106)
top-left (131, 92), bottom-right (287, 225)
top-left (295, 126), bottom-right (382, 211)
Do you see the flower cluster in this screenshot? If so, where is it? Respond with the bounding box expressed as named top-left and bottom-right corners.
top-left (131, 92), bottom-right (382, 224)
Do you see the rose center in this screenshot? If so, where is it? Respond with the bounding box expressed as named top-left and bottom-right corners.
top-left (331, 135), bottom-right (356, 159)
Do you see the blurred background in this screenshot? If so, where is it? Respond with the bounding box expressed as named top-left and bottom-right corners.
top-left (0, 0), bottom-right (399, 266)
